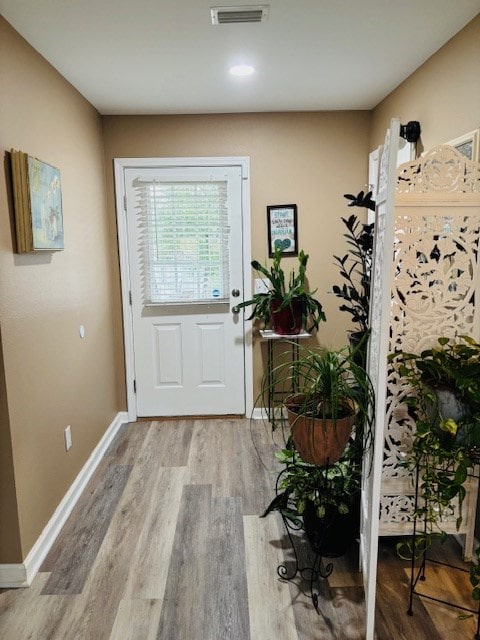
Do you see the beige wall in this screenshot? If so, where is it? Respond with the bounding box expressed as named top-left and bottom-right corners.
top-left (370, 15), bottom-right (480, 152)
top-left (0, 17), bottom-right (118, 560)
top-left (102, 111), bottom-right (371, 403)
top-left (0, 324), bottom-right (21, 561)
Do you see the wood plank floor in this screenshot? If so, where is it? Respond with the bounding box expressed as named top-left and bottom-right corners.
top-left (0, 418), bottom-right (478, 639)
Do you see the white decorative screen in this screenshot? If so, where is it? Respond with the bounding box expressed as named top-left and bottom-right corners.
top-left (377, 146), bottom-right (480, 548)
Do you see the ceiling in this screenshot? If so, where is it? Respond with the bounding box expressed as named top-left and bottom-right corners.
top-left (1, 1), bottom-right (479, 115)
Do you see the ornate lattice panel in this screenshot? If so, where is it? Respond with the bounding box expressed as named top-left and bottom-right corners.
top-left (378, 146), bottom-right (480, 552)
top-left (397, 145), bottom-right (480, 197)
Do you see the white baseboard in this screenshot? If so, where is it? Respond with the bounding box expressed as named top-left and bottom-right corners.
top-left (251, 407), bottom-right (286, 421)
top-left (0, 411), bottom-right (128, 589)
top-left (0, 563), bottom-right (28, 589)
top-left (251, 407), bottom-right (266, 420)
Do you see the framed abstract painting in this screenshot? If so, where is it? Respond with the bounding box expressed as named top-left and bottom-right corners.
top-left (10, 149), bottom-right (64, 252)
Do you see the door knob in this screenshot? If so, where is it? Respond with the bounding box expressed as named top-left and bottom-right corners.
top-left (231, 289), bottom-right (240, 297)
top-left (232, 305), bottom-right (240, 314)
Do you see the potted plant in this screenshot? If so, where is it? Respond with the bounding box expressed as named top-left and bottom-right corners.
top-left (389, 336), bottom-right (480, 563)
top-left (389, 335), bottom-right (480, 450)
top-left (262, 442), bottom-right (363, 558)
top-left (265, 344), bottom-right (374, 465)
top-left (237, 246), bottom-right (326, 335)
top-left (259, 341), bottom-right (374, 559)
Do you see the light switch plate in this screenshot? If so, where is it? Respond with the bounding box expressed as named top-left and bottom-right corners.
top-left (254, 278), bottom-right (269, 294)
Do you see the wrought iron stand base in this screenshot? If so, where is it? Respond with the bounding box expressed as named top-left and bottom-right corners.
top-left (278, 514), bottom-right (334, 614)
top-left (408, 465), bottom-right (480, 639)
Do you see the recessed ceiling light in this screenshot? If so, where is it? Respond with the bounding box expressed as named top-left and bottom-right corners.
top-left (229, 64), bottom-right (256, 77)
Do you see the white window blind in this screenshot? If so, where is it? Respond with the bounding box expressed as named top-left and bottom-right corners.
top-left (134, 179), bottom-right (230, 304)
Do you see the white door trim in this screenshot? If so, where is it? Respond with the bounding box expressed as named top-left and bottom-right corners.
top-left (114, 156), bottom-right (253, 421)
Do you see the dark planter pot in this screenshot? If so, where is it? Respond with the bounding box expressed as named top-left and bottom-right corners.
top-left (270, 298), bottom-right (303, 335)
top-left (303, 500), bottom-right (357, 558)
top-left (348, 329), bottom-right (369, 368)
top-left (425, 383), bottom-right (468, 447)
top-left (425, 384), bottom-right (467, 422)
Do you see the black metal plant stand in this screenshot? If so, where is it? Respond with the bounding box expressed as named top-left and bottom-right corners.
top-left (260, 330), bottom-right (310, 428)
top-left (407, 463), bottom-right (480, 639)
top-left (274, 466), bottom-right (334, 614)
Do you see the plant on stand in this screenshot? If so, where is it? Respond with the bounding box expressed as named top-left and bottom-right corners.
top-left (237, 246), bottom-right (326, 335)
top-left (263, 442), bottom-right (363, 558)
top-left (389, 335), bottom-right (480, 596)
top-left (261, 344), bottom-right (374, 558)
top-left (281, 346), bottom-right (371, 465)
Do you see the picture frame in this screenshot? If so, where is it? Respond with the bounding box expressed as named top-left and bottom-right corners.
top-left (446, 129), bottom-right (480, 162)
top-left (267, 204), bottom-right (298, 257)
top-left (10, 149), bottom-right (64, 253)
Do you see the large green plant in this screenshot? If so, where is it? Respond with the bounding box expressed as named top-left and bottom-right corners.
top-left (237, 246), bottom-right (326, 332)
top-left (261, 344), bottom-right (374, 524)
top-left (262, 441), bottom-right (362, 527)
top-left (389, 335), bottom-right (480, 444)
top-left (263, 343), bottom-right (373, 431)
top-left (389, 336), bottom-right (480, 578)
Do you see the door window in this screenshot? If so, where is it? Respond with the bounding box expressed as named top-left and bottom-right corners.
top-left (132, 178), bottom-right (230, 305)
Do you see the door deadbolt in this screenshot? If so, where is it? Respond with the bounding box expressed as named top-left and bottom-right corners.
top-left (231, 289), bottom-right (240, 297)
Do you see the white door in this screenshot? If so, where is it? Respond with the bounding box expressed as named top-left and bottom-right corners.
top-left (121, 161), bottom-right (248, 417)
top-left (361, 119), bottom-right (400, 639)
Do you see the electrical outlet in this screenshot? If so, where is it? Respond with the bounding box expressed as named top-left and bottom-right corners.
top-left (64, 425), bottom-right (72, 451)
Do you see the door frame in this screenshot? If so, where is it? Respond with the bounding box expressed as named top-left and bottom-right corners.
top-left (114, 156), bottom-right (253, 421)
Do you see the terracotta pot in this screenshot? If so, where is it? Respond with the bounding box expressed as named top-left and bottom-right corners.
top-left (286, 394), bottom-right (355, 466)
top-left (270, 298), bottom-right (303, 335)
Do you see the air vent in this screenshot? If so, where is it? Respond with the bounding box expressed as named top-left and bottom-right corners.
top-left (211, 5), bottom-right (269, 25)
